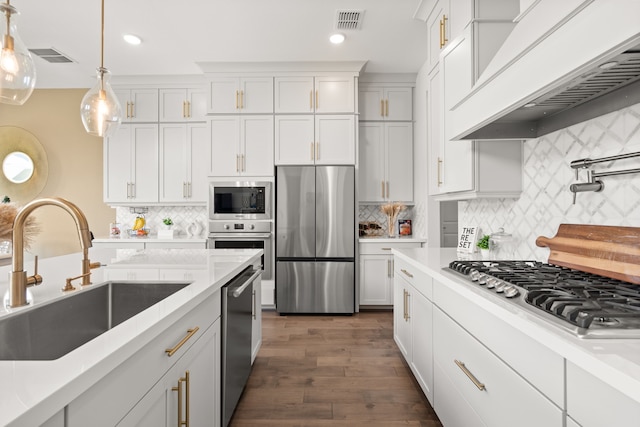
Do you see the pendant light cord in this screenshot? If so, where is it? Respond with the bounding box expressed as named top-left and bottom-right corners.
top-left (100, 0), bottom-right (104, 69)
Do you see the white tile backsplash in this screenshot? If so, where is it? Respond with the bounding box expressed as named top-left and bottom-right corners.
top-left (115, 206), bottom-right (207, 237)
top-left (460, 102), bottom-right (640, 261)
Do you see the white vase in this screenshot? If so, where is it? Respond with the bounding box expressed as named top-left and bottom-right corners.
top-left (480, 248), bottom-right (490, 259)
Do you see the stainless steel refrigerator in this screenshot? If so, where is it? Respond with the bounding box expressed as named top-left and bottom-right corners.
top-left (276, 166), bottom-right (355, 314)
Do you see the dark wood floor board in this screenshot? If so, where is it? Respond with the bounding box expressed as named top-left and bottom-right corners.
top-left (229, 310), bottom-right (443, 427)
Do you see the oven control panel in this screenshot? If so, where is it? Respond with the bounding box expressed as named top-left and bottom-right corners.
top-left (209, 220), bottom-right (271, 234)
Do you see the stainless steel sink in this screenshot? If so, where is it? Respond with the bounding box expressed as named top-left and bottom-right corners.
top-left (0, 282), bottom-right (190, 360)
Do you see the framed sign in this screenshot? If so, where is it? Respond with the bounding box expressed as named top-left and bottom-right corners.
top-left (457, 225), bottom-right (478, 253)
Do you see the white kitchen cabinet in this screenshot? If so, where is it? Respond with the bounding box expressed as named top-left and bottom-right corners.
top-left (393, 256), bottom-right (434, 404)
top-left (566, 361), bottom-right (640, 427)
top-left (114, 88), bottom-right (159, 123)
top-left (426, 0), bottom-right (449, 72)
top-left (117, 320), bottom-right (220, 427)
top-left (210, 115), bottom-right (274, 176)
top-left (431, 20), bottom-right (522, 199)
top-left (359, 241), bottom-right (423, 306)
top-left (275, 115), bottom-right (355, 165)
top-left (433, 306), bottom-right (562, 427)
top-left (274, 75), bottom-right (355, 113)
top-left (359, 122), bottom-right (413, 203)
top-left (359, 85), bottom-right (412, 121)
top-left (159, 87), bottom-right (208, 122)
top-left (67, 292), bottom-right (221, 427)
top-left (159, 122), bottom-right (210, 203)
top-left (251, 277), bottom-right (262, 364)
top-left (207, 77), bottom-right (273, 114)
top-left (104, 123), bottom-right (159, 204)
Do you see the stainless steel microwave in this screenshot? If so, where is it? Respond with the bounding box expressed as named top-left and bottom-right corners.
top-left (208, 181), bottom-right (272, 220)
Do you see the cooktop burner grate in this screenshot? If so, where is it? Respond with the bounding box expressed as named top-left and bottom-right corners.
top-left (447, 260), bottom-right (640, 338)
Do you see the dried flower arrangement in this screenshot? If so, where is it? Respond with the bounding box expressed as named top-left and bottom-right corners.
top-left (0, 201), bottom-right (40, 248)
top-left (380, 202), bottom-right (406, 237)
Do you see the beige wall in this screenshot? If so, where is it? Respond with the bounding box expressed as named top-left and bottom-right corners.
top-left (0, 89), bottom-right (115, 259)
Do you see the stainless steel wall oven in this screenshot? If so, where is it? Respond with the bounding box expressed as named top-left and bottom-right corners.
top-left (209, 221), bottom-right (272, 280)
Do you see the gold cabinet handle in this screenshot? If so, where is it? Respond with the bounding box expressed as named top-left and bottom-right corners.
top-left (182, 100), bottom-right (187, 118)
top-left (240, 90), bottom-right (244, 109)
top-left (130, 101), bottom-right (135, 118)
top-left (385, 99), bottom-right (389, 117)
top-left (310, 142), bottom-right (314, 161)
top-left (381, 180), bottom-right (385, 198)
top-left (236, 154), bottom-right (240, 173)
top-left (401, 268), bottom-right (413, 278)
top-left (315, 142), bottom-right (319, 160)
top-left (386, 181), bottom-right (390, 199)
top-left (235, 90), bottom-right (239, 109)
top-left (315, 90), bottom-right (319, 110)
top-left (381, 247), bottom-right (392, 251)
top-left (165, 327), bottom-right (200, 357)
top-left (455, 360), bottom-right (486, 391)
top-left (187, 100), bottom-right (191, 118)
top-left (172, 370), bottom-right (191, 426)
top-left (380, 99), bottom-right (384, 117)
top-left (310, 90), bottom-right (313, 110)
top-left (437, 157), bottom-right (443, 186)
top-left (242, 153), bottom-right (246, 172)
top-left (440, 14), bottom-right (448, 48)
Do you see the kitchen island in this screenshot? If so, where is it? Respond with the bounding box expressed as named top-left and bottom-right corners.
top-left (393, 247), bottom-right (640, 427)
top-left (0, 247), bottom-right (261, 426)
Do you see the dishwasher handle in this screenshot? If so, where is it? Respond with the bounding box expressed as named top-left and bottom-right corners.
top-left (231, 268), bottom-right (261, 298)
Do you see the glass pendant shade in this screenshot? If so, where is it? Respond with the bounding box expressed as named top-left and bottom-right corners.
top-left (80, 68), bottom-right (122, 138)
top-left (0, 3), bottom-right (36, 105)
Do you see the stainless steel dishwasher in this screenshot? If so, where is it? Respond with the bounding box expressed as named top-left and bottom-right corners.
top-left (221, 266), bottom-right (261, 427)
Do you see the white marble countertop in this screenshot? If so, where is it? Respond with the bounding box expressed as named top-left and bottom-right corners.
top-left (0, 247), bottom-right (261, 426)
top-left (359, 236), bottom-right (427, 243)
top-left (393, 247), bottom-right (640, 405)
top-left (93, 234), bottom-right (208, 243)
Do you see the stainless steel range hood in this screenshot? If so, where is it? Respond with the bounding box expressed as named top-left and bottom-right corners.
top-left (451, 0), bottom-right (640, 141)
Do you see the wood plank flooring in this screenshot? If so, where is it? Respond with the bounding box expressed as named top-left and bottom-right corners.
top-left (230, 310), bottom-right (443, 427)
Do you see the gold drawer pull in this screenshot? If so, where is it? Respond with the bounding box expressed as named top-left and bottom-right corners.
top-left (381, 247), bottom-right (392, 251)
top-left (401, 268), bottom-right (413, 278)
top-left (455, 359), bottom-right (486, 391)
top-left (165, 327), bottom-right (200, 357)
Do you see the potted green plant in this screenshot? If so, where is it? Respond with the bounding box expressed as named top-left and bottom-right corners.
top-left (162, 217), bottom-right (173, 229)
top-left (477, 234), bottom-right (490, 259)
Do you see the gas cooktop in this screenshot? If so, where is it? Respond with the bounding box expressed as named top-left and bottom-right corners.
top-left (446, 260), bottom-right (640, 339)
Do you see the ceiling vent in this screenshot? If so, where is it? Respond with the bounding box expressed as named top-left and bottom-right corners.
top-left (335, 10), bottom-right (364, 31)
top-left (29, 48), bottom-right (74, 64)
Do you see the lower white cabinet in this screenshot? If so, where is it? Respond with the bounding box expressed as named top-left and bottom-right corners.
top-left (66, 291), bottom-right (221, 427)
top-left (251, 277), bottom-right (262, 364)
top-left (433, 307), bottom-right (562, 427)
top-left (359, 241), bottom-right (422, 306)
top-left (393, 256), bottom-right (434, 404)
top-left (566, 361), bottom-right (640, 427)
top-left (118, 320), bottom-right (220, 427)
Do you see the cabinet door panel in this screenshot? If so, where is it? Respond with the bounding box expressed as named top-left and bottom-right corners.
top-left (359, 255), bottom-right (392, 305)
top-left (275, 77), bottom-right (314, 113)
top-left (131, 125), bottom-right (159, 202)
top-left (104, 125), bottom-right (132, 203)
top-left (314, 76), bottom-right (354, 113)
top-left (386, 122), bottom-right (413, 202)
top-left (275, 116), bottom-right (315, 165)
top-left (209, 78), bottom-right (239, 114)
top-left (385, 87), bottom-right (413, 121)
top-left (411, 290), bottom-right (434, 404)
top-left (428, 68), bottom-right (442, 195)
top-left (131, 89), bottom-right (159, 122)
top-left (188, 88), bottom-right (208, 121)
top-left (159, 89), bottom-right (188, 122)
top-left (359, 87), bottom-right (384, 120)
top-left (358, 123), bottom-right (385, 202)
top-left (211, 116), bottom-right (240, 176)
top-left (393, 277), bottom-right (411, 359)
top-left (159, 124), bottom-right (187, 202)
top-left (187, 123), bottom-right (211, 201)
top-left (427, 2), bottom-right (448, 71)
top-left (241, 116), bottom-right (274, 176)
top-left (240, 78), bottom-right (274, 113)
top-left (314, 115), bottom-right (355, 164)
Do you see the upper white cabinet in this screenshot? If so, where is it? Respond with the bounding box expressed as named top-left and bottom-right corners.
top-left (159, 122), bottom-right (211, 203)
top-left (114, 88), bottom-right (159, 123)
top-left (159, 87), bottom-right (208, 122)
top-left (211, 115), bottom-right (274, 176)
top-left (104, 123), bottom-right (159, 204)
top-left (359, 85), bottom-right (412, 121)
top-left (207, 77), bottom-right (273, 114)
top-left (274, 75), bottom-right (355, 113)
top-left (275, 115), bottom-right (355, 165)
top-left (359, 122), bottom-right (413, 203)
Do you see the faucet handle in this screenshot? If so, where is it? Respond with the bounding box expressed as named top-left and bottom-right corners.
top-left (26, 255), bottom-right (43, 287)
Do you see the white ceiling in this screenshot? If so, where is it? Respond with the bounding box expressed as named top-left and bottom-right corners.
top-left (16, 0), bottom-right (429, 89)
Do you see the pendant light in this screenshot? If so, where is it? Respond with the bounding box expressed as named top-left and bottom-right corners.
top-left (0, 0), bottom-right (36, 105)
top-left (80, 0), bottom-right (122, 138)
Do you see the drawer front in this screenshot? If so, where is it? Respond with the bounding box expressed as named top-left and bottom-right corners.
top-left (567, 361), bottom-right (640, 427)
top-left (434, 281), bottom-right (564, 405)
top-left (67, 291), bottom-right (221, 426)
top-left (433, 307), bottom-right (563, 427)
top-left (394, 256), bottom-right (433, 300)
top-left (359, 241), bottom-right (422, 255)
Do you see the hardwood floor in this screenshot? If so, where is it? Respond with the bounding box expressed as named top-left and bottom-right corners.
top-left (230, 310), bottom-right (443, 427)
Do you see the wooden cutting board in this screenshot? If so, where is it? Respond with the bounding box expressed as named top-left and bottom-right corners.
top-left (536, 224), bottom-right (640, 285)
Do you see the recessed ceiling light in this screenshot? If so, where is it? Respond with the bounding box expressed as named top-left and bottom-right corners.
top-left (123, 34), bottom-right (142, 45)
top-left (329, 33), bottom-right (345, 44)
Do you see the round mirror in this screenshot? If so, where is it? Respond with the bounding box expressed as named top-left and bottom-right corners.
top-left (3, 151), bottom-right (34, 184)
top-left (0, 126), bottom-right (48, 203)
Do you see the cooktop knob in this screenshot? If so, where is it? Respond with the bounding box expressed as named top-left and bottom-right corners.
top-left (503, 286), bottom-right (519, 298)
top-left (477, 274), bottom-right (488, 285)
top-left (486, 277), bottom-right (498, 289)
top-left (469, 270), bottom-right (480, 281)
top-left (495, 282), bottom-right (506, 293)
